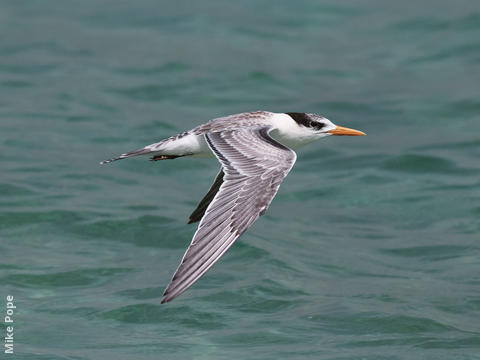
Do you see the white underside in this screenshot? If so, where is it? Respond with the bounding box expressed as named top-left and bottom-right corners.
top-left (160, 134), bottom-right (213, 157)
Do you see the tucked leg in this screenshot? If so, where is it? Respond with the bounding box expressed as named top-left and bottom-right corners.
top-left (150, 155), bottom-right (183, 161)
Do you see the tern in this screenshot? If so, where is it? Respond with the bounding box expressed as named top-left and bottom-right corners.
top-left (101, 111), bottom-right (366, 303)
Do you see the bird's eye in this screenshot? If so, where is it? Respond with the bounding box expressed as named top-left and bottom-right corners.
top-left (311, 121), bottom-right (325, 130)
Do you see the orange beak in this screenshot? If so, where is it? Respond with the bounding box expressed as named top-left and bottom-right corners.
top-left (328, 126), bottom-right (366, 136)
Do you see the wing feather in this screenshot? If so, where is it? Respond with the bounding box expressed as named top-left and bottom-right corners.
top-left (161, 126), bottom-right (296, 303)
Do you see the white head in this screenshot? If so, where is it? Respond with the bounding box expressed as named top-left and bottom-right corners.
top-left (286, 112), bottom-right (366, 139)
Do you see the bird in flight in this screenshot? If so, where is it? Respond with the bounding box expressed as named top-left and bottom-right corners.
top-left (101, 111), bottom-right (365, 303)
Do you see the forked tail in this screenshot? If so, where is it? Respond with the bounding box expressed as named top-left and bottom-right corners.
top-left (100, 147), bottom-right (154, 164)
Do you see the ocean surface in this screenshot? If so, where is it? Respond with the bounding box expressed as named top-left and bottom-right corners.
top-left (1, 1), bottom-right (479, 359)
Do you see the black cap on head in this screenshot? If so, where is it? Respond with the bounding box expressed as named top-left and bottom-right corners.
top-left (286, 112), bottom-right (325, 130)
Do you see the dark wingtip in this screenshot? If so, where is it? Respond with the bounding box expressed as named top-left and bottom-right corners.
top-left (161, 289), bottom-right (173, 304)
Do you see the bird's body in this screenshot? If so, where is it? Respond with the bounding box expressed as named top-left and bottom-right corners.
top-left (101, 111), bottom-right (365, 303)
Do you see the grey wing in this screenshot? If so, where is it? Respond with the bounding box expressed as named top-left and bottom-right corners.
top-left (161, 126), bottom-right (297, 303)
top-left (192, 111), bottom-right (273, 134)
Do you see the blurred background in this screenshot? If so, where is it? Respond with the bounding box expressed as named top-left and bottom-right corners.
top-left (0, 0), bottom-right (479, 359)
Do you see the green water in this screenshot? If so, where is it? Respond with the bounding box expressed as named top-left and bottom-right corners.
top-left (1, 0), bottom-right (479, 359)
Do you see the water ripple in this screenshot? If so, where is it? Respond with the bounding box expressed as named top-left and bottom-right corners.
top-left (73, 215), bottom-right (192, 248)
top-left (382, 154), bottom-right (460, 173)
top-left (101, 303), bottom-right (225, 329)
top-left (2, 268), bottom-right (131, 287)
